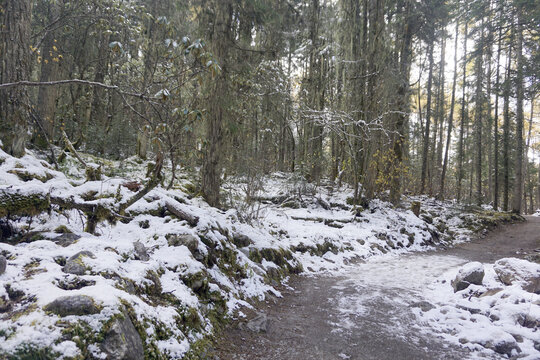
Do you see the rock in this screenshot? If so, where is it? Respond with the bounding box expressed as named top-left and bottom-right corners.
top-left (63, 251), bottom-right (95, 275)
top-left (410, 301), bottom-right (435, 312)
top-left (516, 313), bottom-right (539, 329)
top-left (479, 288), bottom-right (503, 298)
top-left (232, 234), bottom-right (252, 248)
top-left (491, 340), bottom-right (521, 357)
top-left (0, 255), bottom-right (6, 275)
top-left (56, 277), bottom-right (96, 290)
top-left (100, 314), bottom-right (144, 360)
top-left (133, 241), bottom-right (149, 261)
top-left (511, 334), bottom-right (524, 343)
top-left (452, 262), bottom-right (484, 292)
top-left (246, 313), bottom-right (268, 333)
top-left (167, 233), bottom-right (199, 253)
top-left (494, 258), bottom-right (540, 294)
top-left (44, 295), bottom-right (99, 317)
top-left (53, 233), bottom-right (81, 247)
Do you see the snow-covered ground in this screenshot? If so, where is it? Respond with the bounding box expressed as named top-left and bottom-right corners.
top-left (416, 258), bottom-right (540, 359)
top-left (0, 149), bottom-right (525, 359)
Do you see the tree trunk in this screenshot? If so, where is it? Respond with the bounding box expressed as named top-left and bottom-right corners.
top-left (474, 17), bottom-right (484, 206)
top-left (0, 0), bottom-right (32, 157)
top-left (35, 2), bottom-right (60, 147)
top-left (511, 5), bottom-right (524, 214)
top-left (201, 0), bottom-right (231, 207)
top-left (456, 20), bottom-right (468, 202)
top-left (440, 20), bottom-right (459, 199)
top-left (420, 39), bottom-right (435, 194)
top-left (493, 6), bottom-right (503, 210)
top-left (502, 23), bottom-right (513, 211)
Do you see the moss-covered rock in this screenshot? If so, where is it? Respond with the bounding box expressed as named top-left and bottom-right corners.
top-left (0, 191), bottom-right (50, 218)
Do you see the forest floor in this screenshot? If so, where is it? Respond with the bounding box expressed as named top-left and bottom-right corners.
top-left (0, 148), bottom-right (537, 359)
top-left (212, 217), bottom-right (540, 360)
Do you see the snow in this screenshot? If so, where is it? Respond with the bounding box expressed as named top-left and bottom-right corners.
top-left (0, 148), bottom-right (513, 358)
top-left (417, 259), bottom-right (540, 359)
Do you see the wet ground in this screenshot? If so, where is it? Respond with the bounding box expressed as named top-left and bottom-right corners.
top-left (212, 216), bottom-right (540, 360)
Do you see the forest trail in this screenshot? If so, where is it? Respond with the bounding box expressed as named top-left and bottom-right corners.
top-left (213, 217), bottom-right (540, 360)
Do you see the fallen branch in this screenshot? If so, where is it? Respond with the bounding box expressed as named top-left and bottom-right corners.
top-left (165, 202), bottom-right (199, 227)
top-left (118, 152), bottom-right (163, 214)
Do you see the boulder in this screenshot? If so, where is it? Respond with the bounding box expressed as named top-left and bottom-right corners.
top-left (452, 262), bottom-right (484, 292)
top-left (245, 313), bottom-right (268, 333)
top-left (44, 295), bottom-right (99, 317)
top-left (63, 251), bottom-right (95, 275)
top-left (410, 301), bottom-right (435, 312)
top-left (167, 233), bottom-right (199, 253)
top-left (0, 255), bottom-right (6, 275)
top-left (133, 241), bottom-right (149, 261)
top-left (490, 340), bottom-right (521, 357)
top-left (494, 258), bottom-right (540, 294)
top-left (233, 234), bottom-right (252, 248)
top-left (100, 314), bottom-right (144, 360)
top-left (53, 233), bottom-right (81, 247)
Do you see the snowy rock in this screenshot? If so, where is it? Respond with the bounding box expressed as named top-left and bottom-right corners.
top-left (245, 313), bottom-right (268, 333)
top-left (167, 233), bottom-right (199, 253)
top-left (485, 339), bottom-right (521, 357)
top-left (133, 241), bottom-right (149, 261)
top-left (516, 313), bottom-right (539, 329)
top-left (0, 255), bottom-right (6, 275)
top-left (479, 288), bottom-right (503, 298)
top-left (44, 295), bottom-right (99, 317)
top-left (451, 262), bottom-right (484, 292)
top-left (494, 258), bottom-right (540, 294)
top-left (233, 233), bottom-right (252, 248)
top-left (100, 314), bottom-right (144, 360)
top-left (63, 251), bottom-right (95, 275)
top-left (52, 233), bottom-right (81, 247)
top-left (410, 301), bottom-right (435, 312)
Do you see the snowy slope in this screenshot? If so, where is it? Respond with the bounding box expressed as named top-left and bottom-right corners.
top-left (0, 149), bottom-right (521, 359)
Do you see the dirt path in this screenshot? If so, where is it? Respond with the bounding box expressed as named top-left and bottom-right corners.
top-left (211, 216), bottom-right (540, 360)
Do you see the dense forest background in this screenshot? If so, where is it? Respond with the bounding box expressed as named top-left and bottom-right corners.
top-left (0, 0), bottom-right (538, 213)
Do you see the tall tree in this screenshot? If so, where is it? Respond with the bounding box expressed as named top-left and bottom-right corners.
top-left (512, 3), bottom-right (524, 213)
top-left (0, 0), bottom-right (32, 157)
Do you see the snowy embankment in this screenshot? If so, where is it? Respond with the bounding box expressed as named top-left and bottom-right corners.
top-left (416, 258), bottom-right (540, 359)
top-left (0, 149), bottom-right (522, 359)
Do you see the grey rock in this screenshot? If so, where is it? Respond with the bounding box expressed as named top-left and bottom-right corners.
top-left (167, 233), bottom-right (199, 253)
top-left (133, 241), bottom-right (149, 261)
top-left (452, 262), bottom-right (484, 292)
top-left (233, 234), bottom-right (252, 248)
top-left (53, 233), bottom-right (81, 247)
top-left (100, 313), bottom-right (144, 360)
top-left (516, 313), bottom-right (539, 329)
top-left (0, 255), bottom-right (6, 275)
top-left (63, 251), bottom-right (95, 275)
top-left (246, 313), bottom-right (268, 333)
top-left (44, 295), bottom-right (99, 317)
top-left (492, 340), bottom-right (521, 357)
top-left (410, 301), bottom-right (435, 312)
top-left (494, 258), bottom-right (540, 294)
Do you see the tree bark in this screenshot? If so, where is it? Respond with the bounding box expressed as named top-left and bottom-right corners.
top-left (440, 20), bottom-right (459, 199)
top-left (0, 0), bottom-right (33, 157)
top-left (511, 5), bottom-right (524, 214)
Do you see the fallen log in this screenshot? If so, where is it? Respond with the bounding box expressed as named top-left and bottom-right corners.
top-left (165, 201), bottom-right (199, 227)
top-left (0, 189), bottom-right (50, 218)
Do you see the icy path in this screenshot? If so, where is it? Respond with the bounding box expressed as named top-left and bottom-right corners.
top-left (213, 217), bottom-right (540, 360)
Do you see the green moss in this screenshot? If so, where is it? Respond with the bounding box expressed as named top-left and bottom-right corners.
top-left (4, 345), bottom-right (59, 360)
top-left (54, 225), bottom-right (72, 234)
top-left (7, 169), bottom-right (53, 183)
top-left (0, 191), bottom-right (50, 218)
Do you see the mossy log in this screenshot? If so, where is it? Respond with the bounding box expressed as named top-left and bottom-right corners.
top-left (0, 190), bottom-right (50, 217)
